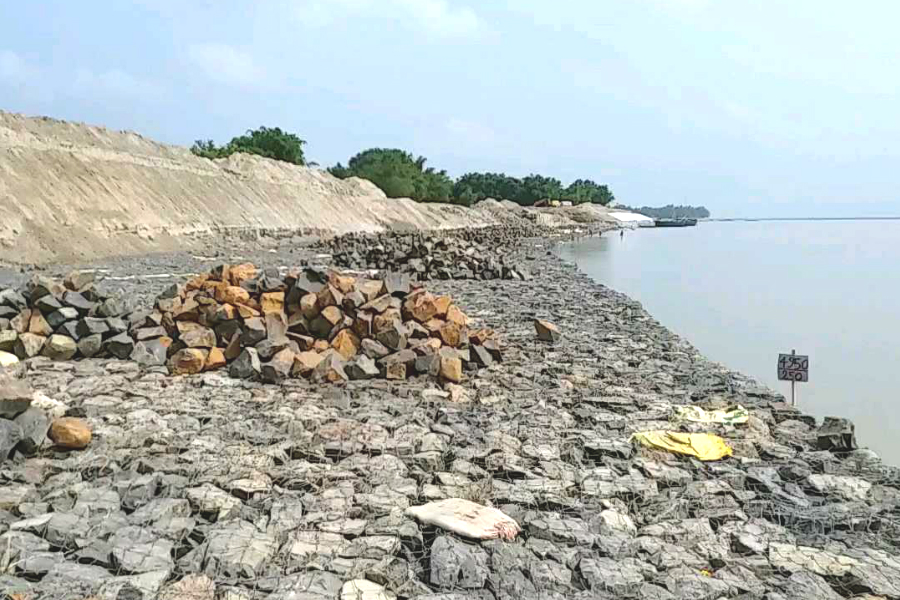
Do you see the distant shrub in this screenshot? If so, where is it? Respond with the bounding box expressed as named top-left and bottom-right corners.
top-left (191, 126), bottom-right (307, 166)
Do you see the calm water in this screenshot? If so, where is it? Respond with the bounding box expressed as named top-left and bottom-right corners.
top-left (558, 220), bottom-right (900, 464)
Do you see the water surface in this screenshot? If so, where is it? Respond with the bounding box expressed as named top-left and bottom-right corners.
top-left (559, 220), bottom-right (900, 464)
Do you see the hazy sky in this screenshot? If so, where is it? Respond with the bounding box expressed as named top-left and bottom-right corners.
top-left (2, 1), bottom-right (899, 218)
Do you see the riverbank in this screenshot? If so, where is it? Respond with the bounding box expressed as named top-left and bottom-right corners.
top-left (1, 235), bottom-right (898, 599)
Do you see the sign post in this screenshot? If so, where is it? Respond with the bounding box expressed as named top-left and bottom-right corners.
top-left (777, 349), bottom-right (809, 406)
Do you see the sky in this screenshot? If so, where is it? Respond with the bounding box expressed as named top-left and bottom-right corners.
top-left (2, 0), bottom-right (899, 218)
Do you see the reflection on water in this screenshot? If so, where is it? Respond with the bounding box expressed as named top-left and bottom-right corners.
top-left (558, 221), bottom-right (900, 465)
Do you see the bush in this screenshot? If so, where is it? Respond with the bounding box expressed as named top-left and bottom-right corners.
top-left (191, 126), bottom-right (307, 166)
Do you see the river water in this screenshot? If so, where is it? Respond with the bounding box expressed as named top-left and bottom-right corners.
top-left (558, 220), bottom-right (900, 464)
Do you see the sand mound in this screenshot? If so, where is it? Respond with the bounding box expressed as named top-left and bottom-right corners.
top-left (0, 112), bottom-right (497, 265)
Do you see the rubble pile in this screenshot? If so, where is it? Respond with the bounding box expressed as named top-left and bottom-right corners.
top-left (0, 272), bottom-right (130, 364)
top-left (129, 263), bottom-right (502, 384)
top-left (319, 227), bottom-right (536, 281)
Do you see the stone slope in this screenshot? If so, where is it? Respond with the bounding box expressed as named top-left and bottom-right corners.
top-left (0, 111), bottom-right (497, 265)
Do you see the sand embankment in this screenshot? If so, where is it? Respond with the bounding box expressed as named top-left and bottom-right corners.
top-left (0, 112), bottom-right (500, 265)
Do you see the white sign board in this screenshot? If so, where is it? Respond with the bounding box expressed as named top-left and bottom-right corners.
top-left (777, 353), bottom-right (809, 383)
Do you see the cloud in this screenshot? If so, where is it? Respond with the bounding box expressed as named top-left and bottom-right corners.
top-left (72, 67), bottom-right (168, 101)
top-left (291, 0), bottom-right (483, 37)
top-left (187, 43), bottom-right (265, 87)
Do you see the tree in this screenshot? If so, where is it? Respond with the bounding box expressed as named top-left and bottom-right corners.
top-left (520, 174), bottom-right (563, 205)
top-left (329, 148), bottom-right (453, 203)
top-left (563, 179), bottom-right (615, 205)
top-left (191, 126), bottom-right (307, 165)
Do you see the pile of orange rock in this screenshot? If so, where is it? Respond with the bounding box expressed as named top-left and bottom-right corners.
top-left (128, 263), bottom-right (502, 384)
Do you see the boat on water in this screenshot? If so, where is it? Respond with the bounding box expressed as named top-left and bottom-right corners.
top-left (654, 218), bottom-right (698, 227)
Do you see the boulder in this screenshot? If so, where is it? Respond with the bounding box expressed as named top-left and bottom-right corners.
top-left (41, 334), bottom-right (77, 361)
top-left (361, 338), bottom-right (390, 360)
top-left (293, 351), bottom-right (324, 377)
top-left (14, 333), bottom-right (46, 358)
top-left (331, 329), bottom-right (361, 361)
top-left (817, 417), bottom-right (857, 452)
top-left (76, 317), bottom-right (110, 338)
top-left (48, 417), bottom-right (92, 450)
top-left (0, 377), bottom-right (32, 418)
top-left (13, 408), bottom-right (50, 456)
top-left (313, 350), bottom-right (349, 383)
top-left (104, 332), bottom-right (135, 359)
top-left (77, 334), bottom-right (103, 358)
top-left (131, 340), bottom-right (169, 368)
top-left (376, 321), bottom-right (408, 352)
top-left (168, 349), bottom-right (208, 375)
top-left (230, 348), bottom-right (261, 380)
top-left (62, 291), bottom-right (95, 314)
top-left (0, 330), bottom-right (17, 352)
top-left (346, 355), bottom-right (380, 381)
top-left (534, 319), bottom-right (561, 342)
top-left (181, 326), bottom-right (217, 348)
top-left (440, 355), bottom-right (463, 383)
top-left (219, 285), bottom-right (250, 306)
top-left (46, 307), bottom-right (78, 329)
top-left (0, 420), bottom-right (23, 463)
top-left (260, 291), bottom-right (285, 315)
top-left (0, 351), bottom-right (18, 368)
top-left (261, 348), bottom-right (295, 384)
top-left (242, 317), bottom-right (267, 346)
top-left (64, 270), bottom-right (95, 291)
top-left (382, 273), bottom-right (411, 297)
top-left (205, 347), bottom-right (227, 370)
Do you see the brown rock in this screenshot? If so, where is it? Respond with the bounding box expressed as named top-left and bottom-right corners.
top-left (181, 326), bottom-right (217, 348)
top-left (439, 322), bottom-right (462, 348)
top-left (357, 279), bottom-right (384, 302)
top-left (376, 321), bottom-right (408, 352)
top-left (184, 273), bottom-right (210, 292)
top-left (224, 332), bottom-right (243, 360)
top-left (403, 292), bottom-right (439, 323)
top-left (331, 329), bottom-right (360, 361)
top-left (173, 296), bottom-right (201, 321)
top-left (353, 312), bottom-right (374, 339)
top-left (265, 312), bottom-right (289, 344)
top-left (440, 355), bottom-right (463, 383)
top-left (10, 309), bottom-right (31, 334)
top-left (228, 263), bottom-right (258, 287)
top-left (293, 350), bottom-right (324, 377)
top-left (482, 339), bottom-right (502, 361)
top-left (470, 328), bottom-right (494, 345)
top-left (157, 295), bottom-right (182, 314)
top-left (446, 305), bottom-right (468, 327)
top-left (215, 303), bottom-right (238, 322)
top-left (361, 294), bottom-right (394, 314)
top-left (287, 332), bottom-right (314, 351)
top-left (64, 270), bottom-right (95, 292)
top-left (299, 293), bottom-right (319, 320)
top-left (423, 318), bottom-right (445, 335)
top-left (313, 350), bottom-right (349, 383)
top-left (446, 383), bottom-right (471, 404)
top-left (316, 285), bottom-right (344, 311)
top-left (219, 286), bottom-right (250, 306)
top-left (29, 311), bottom-right (53, 337)
top-left (176, 321), bottom-right (204, 335)
top-left (384, 362), bottom-right (406, 381)
top-left (205, 347), bottom-right (227, 371)
top-left (41, 334), bottom-right (77, 361)
top-left (48, 417), bottom-right (92, 450)
top-left (413, 337), bottom-right (442, 355)
top-left (406, 321), bottom-right (430, 339)
top-left (313, 339), bottom-right (330, 352)
top-left (321, 306), bottom-right (343, 326)
top-left (261, 348), bottom-right (295, 383)
top-left (14, 333), bottom-right (46, 358)
top-left (328, 272), bottom-right (357, 294)
top-left (168, 348), bottom-right (209, 375)
top-left (534, 319), bottom-right (561, 342)
top-left (373, 308), bottom-right (401, 334)
top-left (379, 349), bottom-right (417, 380)
top-left (260, 292), bottom-right (285, 315)
top-left (361, 338), bottom-right (390, 360)
top-left (236, 304), bottom-right (261, 319)
top-left (433, 295), bottom-right (453, 317)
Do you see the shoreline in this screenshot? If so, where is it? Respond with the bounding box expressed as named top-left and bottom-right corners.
top-left (1, 233), bottom-right (898, 598)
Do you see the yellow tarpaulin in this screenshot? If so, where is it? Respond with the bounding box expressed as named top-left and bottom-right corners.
top-left (672, 405), bottom-right (749, 425)
top-left (631, 431), bottom-right (733, 461)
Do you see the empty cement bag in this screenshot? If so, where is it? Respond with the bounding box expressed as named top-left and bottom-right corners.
top-left (672, 405), bottom-right (749, 425)
top-left (631, 430), bottom-right (733, 461)
top-left (405, 498), bottom-right (521, 541)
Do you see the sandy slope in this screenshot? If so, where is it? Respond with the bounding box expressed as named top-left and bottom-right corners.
top-left (0, 112), bottom-right (499, 264)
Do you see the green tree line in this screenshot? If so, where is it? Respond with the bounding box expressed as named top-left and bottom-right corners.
top-left (192, 127), bottom-right (615, 207)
